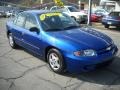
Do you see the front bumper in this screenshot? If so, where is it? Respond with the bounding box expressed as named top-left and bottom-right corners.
top-left (102, 19), bottom-right (120, 26)
top-left (91, 16), bottom-right (100, 22)
top-left (76, 15), bottom-right (87, 23)
top-left (65, 45), bottom-right (118, 73)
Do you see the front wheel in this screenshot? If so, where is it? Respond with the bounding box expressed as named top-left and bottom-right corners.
top-left (8, 33), bottom-right (18, 48)
top-left (47, 48), bottom-right (65, 74)
top-left (104, 25), bottom-right (109, 28)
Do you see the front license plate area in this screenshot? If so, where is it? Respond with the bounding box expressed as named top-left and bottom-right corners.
top-left (107, 22), bottom-right (112, 25)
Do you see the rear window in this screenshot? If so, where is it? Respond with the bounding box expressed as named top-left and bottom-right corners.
top-left (110, 12), bottom-right (120, 16)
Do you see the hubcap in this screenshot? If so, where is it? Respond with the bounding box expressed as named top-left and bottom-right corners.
top-left (49, 53), bottom-right (60, 71)
top-left (9, 35), bottom-right (14, 47)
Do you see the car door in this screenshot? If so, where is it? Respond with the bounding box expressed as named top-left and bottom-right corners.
top-left (22, 13), bottom-right (42, 55)
top-left (12, 13), bottom-right (26, 46)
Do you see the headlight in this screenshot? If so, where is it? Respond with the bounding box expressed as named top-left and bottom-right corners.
top-left (76, 15), bottom-right (80, 19)
top-left (74, 49), bottom-right (97, 56)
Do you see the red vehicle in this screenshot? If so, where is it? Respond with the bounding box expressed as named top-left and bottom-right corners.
top-left (91, 13), bottom-right (101, 22)
top-left (80, 10), bottom-right (101, 22)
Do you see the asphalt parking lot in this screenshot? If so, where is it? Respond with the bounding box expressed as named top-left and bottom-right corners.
top-left (0, 18), bottom-right (120, 90)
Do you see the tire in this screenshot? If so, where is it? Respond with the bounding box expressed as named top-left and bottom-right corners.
top-left (47, 48), bottom-right (65, 74)
top-left (116, 26), bottom-right (120, 29)
top-left (8, 33), bottom-right (18, 48)
top-left (104, 25), bottom-right (109, 28)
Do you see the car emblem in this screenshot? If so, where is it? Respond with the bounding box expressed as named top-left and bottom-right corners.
top-left (106, 46), bottom-right (111, 51)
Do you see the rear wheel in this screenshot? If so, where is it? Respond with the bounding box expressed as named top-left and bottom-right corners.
top-left (8, 33), bottom-right (18, 48)
top-left (47, 48), bottom-right (65, 74)
top-left (116, 26), bottom-right (120, 29)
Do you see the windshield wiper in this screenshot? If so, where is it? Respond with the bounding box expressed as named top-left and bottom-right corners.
top-left (64, 25), bottom-right (80, 30)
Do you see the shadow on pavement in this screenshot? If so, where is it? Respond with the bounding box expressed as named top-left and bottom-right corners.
top-left (109, 27), bottom-right (120, 32)
top-left (62, 56), bottom-right (120, 85)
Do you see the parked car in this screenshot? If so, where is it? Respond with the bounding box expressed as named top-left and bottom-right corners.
top-left (80, 10), bottom-right (88, 14)
top-left (102, 11), bottom-right (120, 28)
top-left (50, 6), bottom-right (87, 24)
top-left (0, 12), bottom-right (3, 17)
top-left (94, 9), bottom-right (109, 17)
top-left (0, 11), bottom-right (6, 17)
top-left (94, 9), bottom-right (109, 21)
top-left (6, 10), bottom-right (118, 73)
top-left (5, 11), bottom-right (13, 17)
top-left (80, 10), bottom-right (101, 22)
top-left (91, 13), bottom-right (101, 22)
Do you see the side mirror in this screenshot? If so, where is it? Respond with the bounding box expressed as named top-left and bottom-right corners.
top-left (29, 27), bottom-right (40, 34)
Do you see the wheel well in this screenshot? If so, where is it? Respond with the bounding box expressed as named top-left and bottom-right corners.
top-left (45, 46), bottom-right (59, 62)
top-left (71, 16), bottom-right (75, 18)
top-left (7, 31), bottom-right (11, 38)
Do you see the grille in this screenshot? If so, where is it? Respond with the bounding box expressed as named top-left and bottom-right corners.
top-left (82, 15), bottom-right (87, 18)
top-left (97, 44), bottom-right (115, 55)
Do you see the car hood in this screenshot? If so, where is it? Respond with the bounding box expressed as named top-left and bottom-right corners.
top-left (47, 27), bottom-right (113, 50)
top-left (63, 12), bottom-right (87, 16)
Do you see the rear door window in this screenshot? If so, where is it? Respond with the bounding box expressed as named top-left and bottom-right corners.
top-left (15, 13), bottom-right (26, 27)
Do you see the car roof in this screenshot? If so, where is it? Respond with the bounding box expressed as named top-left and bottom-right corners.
top-left (52, 5), bottom-right (73, 8)
top-left (64, 6), bottom-right (73, 8)
top-left (23, 10), bottom-right (52, 15)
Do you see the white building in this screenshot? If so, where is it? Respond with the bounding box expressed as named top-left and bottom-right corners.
top-left (115, 0), bottom-right (120, 11)
top-left (100, 0), bottom-right (120, 11)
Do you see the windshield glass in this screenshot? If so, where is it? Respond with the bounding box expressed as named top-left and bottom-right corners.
top-left (110, 12), bottom-right (120, 16)
top-left (68, 7), bottom-right (79, 12)
top-left (39, 12), bottom-right (79, 31)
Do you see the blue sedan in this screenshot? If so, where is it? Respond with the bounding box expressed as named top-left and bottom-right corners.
top-left (6, 10), bottom-right (118, 73)
top-left (102, 11), bottom-right (120, 28)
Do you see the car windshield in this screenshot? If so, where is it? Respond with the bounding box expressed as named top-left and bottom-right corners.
top-left (110, 12), bottom-right (120, 16)
top-left (39, 12), bottom-right (80, 31)
top-left (68, 7), bottom-right (79, 12)
top-left (59, 8), bottom-right (68, 12)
